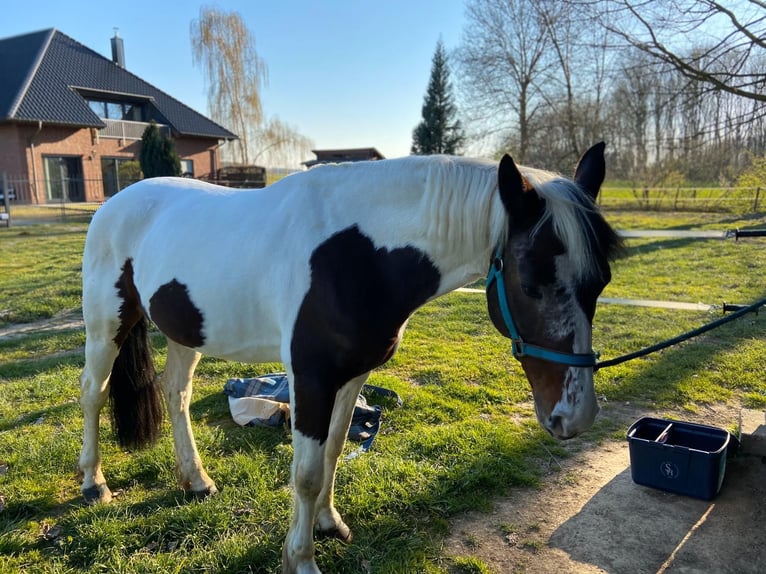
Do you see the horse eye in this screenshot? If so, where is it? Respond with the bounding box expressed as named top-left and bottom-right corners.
top-left (521, 284), bottom-right (542, 299)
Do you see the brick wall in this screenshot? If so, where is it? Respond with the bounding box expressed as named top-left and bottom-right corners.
top-left (0, 123), bottom-right (222, 203)
top-left (0, 124), bottom-right (30, 177)
top-left (175, 137), bottom-right (221, 179)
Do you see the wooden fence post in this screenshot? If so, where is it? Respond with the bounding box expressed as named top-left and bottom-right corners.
top-left (754, 187), bottom-right (761, 213)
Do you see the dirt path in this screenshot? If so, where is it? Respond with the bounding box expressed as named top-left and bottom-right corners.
top-left (0, 311), bottom-right (84, 341)
top-left (445, 403), bottom-right (766, 573)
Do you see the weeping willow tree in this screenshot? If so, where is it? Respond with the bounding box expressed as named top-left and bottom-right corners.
top-left (190, 6), bottom-right (311, 167)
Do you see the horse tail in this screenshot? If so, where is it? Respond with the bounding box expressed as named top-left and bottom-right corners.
top-left (109, 315), bottom-right (164, 450)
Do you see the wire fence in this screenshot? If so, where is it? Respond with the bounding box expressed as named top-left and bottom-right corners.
top-left (0, 168), bottom-right (300, 226)
top-left (1, 171), bottom-right (763, 227)
top-left (598, 186), bottom-right (764, 213)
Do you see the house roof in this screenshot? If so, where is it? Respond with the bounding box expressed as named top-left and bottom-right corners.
top-left (0, 28), bottom-right (236, 140)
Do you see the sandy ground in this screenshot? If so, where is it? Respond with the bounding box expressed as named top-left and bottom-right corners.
top-left (445, 404), bottom-right (766, 574)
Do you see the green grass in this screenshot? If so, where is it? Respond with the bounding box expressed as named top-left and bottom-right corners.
top-left (1, 210), bottom-right (766, 573)
top-left (599, 186), bottom-right (762, 213)
top-left (0, 224), bottom-right (88, 327)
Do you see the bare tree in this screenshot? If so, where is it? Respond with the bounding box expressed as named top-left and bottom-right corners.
top-left (591, 0), bottom-right (766, 103)
top-left (457, 0), bottom-right (766, 184)
top-left (532, 0), bottom-right (616, 167)
top-left (456, 0), bottom-right (554, 162)
top-left (190, 6), bottom-right (311, 167)
top-left (536, 1), bottom-right (581, 159)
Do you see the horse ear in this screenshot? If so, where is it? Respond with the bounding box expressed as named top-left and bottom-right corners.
top-left (574, 142), bottom-right (606, 200)
top-left (498, 154), bottom-right (544, 230)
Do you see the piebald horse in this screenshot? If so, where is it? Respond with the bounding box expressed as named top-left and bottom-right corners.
top-left (77, 143), bottom-right (621, 573)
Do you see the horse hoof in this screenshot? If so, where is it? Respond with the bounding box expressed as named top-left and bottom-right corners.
top-left (317, 523), bottom-right (353, 544)
top-left (82, 484), bottom-right (112, 505)
top-left (187, 484), bottom-right (219, 500)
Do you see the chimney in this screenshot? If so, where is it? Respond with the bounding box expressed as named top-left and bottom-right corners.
top-left (111, 30), bottom-right (125, 68)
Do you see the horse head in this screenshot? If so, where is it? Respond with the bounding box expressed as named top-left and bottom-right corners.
top-left (486, 143), bottom-right (621, 439)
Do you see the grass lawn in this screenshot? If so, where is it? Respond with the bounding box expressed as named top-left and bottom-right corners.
top-left (1, 209), bottom-right (765, 573)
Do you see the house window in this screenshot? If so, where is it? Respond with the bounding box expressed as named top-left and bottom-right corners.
top-left (43, 156), bottom-right (84, 202)
top-left (180, 159), bottom-right (194, 177)
top-left (87, 98), bottom-right (146, 121)
top-left (106, 102), bottom-right (123, 119)
top-left (101, 158), bottom-right (141, 197)
top-left (88, 100), bottom-right (107, 117)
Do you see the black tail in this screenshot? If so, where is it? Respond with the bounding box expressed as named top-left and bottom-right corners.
top-left (109, 316), bottom-right (164, 450)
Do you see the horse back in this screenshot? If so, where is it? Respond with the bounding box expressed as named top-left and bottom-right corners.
top-left (83, 178), bottom-right (298, 362)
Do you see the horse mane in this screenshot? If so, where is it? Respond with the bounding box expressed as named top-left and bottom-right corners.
top-left (522, 167), bottom-right (623, 280)
top-left (420, 155), bottom-right (504, 258)
top-left (419, 156), bottom-right (621, 280)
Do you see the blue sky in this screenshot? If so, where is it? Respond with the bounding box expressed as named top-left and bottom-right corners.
top-left (1, 1), bottom-right (467, 160)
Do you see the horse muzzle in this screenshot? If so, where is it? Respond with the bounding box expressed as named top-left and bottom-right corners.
top-left (535, 388), bottom-right (600, 440)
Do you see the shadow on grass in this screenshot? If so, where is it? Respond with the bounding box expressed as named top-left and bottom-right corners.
top-left (11, 297), bottom-right (761, 572)
top-left (0, 401), bottom-right (81, 432)
top-left (615, 217), bottom-right (766, 261)
top-left (2, 396), bottom-right (566, 573)
top-left (601, 290), bottom-right (766, 406)
top-left (0, 350), bottom-right (84, 379)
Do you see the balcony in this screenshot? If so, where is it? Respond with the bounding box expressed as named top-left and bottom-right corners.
top-left (98, 119), bottom-right (170, 141)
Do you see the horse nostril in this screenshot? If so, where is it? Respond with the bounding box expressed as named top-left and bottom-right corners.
top-left (548, 415), bottom-right (564, 435)
top-left (548, 415), bottom-right (579, 440)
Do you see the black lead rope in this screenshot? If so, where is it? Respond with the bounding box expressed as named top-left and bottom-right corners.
top-left (594, 295), bottom-right (766, 371)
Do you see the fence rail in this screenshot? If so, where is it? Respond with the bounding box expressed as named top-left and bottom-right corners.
top-left (1, 173), bottom-right (762, 227)
top-left (99, 119), bottom-right (170, 141)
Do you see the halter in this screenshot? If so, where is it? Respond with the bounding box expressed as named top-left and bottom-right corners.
top-left (485, 246), bottom-right (599, 368)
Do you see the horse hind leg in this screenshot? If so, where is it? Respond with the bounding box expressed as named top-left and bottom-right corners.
top-left (78, 337), bottom-right (119, 504)
top-left (79, 256), bottom-right (163, 504)
top-left (79, 313), bottom-right (163, 503)
top-left (162, 340), bottom-right (217, 497)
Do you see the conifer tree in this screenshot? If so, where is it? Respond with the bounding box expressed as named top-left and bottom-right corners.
top-left (411, 40), bottom-right (465, 155)
top-left (140, 122), bottom-right (181, 178)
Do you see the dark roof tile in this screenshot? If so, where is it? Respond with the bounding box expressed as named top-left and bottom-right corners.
top-left (0, 28), bottom-right (236, 140)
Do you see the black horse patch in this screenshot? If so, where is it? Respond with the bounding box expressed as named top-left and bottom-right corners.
top-left (290, 225), bottom-right (440, 442)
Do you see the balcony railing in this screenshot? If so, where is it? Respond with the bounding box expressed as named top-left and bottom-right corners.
top-left (98, 119), bottom-right (170, 140)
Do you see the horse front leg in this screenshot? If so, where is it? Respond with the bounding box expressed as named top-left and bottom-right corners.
top-left (283, 368), bottom-right (348, 574)
top-left (162, 341), bottom-right (217, 497)
top-left (283, 429), bottom-right (326, 574)
top-left (314, 372), bottom-right (369, 541)
top-left (282, 372), bottom-right (369, 573)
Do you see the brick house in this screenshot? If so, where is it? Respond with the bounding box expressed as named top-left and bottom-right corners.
top-left (0, 28), bottom-right (236, 204)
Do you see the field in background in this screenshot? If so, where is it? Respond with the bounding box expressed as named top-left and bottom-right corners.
top-left (2, 182), bottom-right (764, 228)
top-left (599, 185), bottom-right (764, 213)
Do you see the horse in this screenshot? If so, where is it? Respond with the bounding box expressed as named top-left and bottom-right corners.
top-left (77, 142), bottom-right (621, 573)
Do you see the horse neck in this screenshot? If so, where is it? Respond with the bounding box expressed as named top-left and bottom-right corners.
top-left (417, 158), bottom-right (506, 295)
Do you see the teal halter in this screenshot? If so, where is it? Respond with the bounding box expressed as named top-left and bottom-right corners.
top-left (485, 246), bottom-right (599, 368)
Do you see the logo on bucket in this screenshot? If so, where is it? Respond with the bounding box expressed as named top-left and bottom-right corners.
top-left (660, 461), bottom-right (679, 479)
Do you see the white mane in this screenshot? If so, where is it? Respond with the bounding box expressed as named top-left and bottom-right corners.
top-left (419, 156), bottom-right (602, 279)
top-left (522, 167), bottom-right (601, 279)
top-left (419, 155), bottom-right (502, 258)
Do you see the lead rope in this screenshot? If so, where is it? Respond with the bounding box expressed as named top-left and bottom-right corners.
top-left (594, 295), bottom-right (766, 371)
